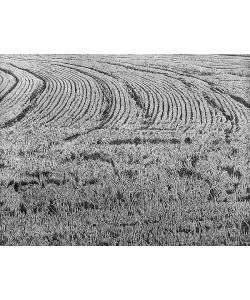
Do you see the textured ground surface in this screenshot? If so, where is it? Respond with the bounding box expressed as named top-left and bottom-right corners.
top-left (0, 55), bottom-right (250, 245)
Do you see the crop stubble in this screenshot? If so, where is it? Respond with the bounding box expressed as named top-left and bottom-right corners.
top-left (0, 55), bottom-right (250, 245)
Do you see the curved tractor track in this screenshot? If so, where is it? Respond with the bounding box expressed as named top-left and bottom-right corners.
top-left (0, 55), bottom-right (249, 136)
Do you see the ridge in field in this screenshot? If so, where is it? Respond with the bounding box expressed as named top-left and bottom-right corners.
top-left (0, 55), bottom-right (249, 137)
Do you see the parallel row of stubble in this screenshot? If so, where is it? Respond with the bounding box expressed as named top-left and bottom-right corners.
top-left (0, 55), bottom-right (250, 136)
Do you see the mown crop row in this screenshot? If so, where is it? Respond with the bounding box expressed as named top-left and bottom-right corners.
top-left (1, 55), bottom-right (250, 134)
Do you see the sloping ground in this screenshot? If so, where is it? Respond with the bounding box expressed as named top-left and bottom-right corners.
top-left (0, 55), bottom-right (250, 245)
top-left (0, 55), bottom-right (250, 134)
top-left (0, 125), bottom-right (250, 245)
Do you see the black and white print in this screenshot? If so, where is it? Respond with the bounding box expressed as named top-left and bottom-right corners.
top-left (0, 54), bottom-right (250, 245)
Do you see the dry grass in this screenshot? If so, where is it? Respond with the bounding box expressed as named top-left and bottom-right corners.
top-left (0, 124), bottom-right (250, 245)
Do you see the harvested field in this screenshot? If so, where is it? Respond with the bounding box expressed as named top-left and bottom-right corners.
top-left (0, 54), bottom-right (250, 245)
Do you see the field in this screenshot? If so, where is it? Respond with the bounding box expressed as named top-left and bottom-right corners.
top-left (0, 54), bottom-right (250, 245)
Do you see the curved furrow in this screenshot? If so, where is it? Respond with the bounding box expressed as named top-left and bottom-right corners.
top-left (137, 74), bottom-right (168, 127)
top-left (0, 70), bottom-right (32, 111)
top-left (38, 67), bottom-right (68, 125)
top-left (116, 68), bottom-right (189, 130)
top-left (161, 68), bottom-right (221, 129)
top-left (53, 63), bottom-right (105, 127)
top-left (219, 94), bottom-right (241, 131)
top-left (109, 69), bottom-right (165, 128)
top-left (100, 76), bottom-right (129, 128)
top-left (112, 78), bottom-right (135, 128)
top-left (195, 92), bottom-right (211, 131)
top-left (60, 62), bottom-right (134, 129)
top-left (201, 89), bottom-right (237, 132)
top-left (5, 63), bottom-right (47, 127)
top-left (194, 86), bottom-right (219, 132)
top-left (0, 80), bottom-right (34, 128)
top-left (0, 67), bottom-right (19, 101)
top-left (0, 64), bottom-right (43, 128)
top-left (162, 81), bottom-right (207, 132)
top-left (65, 58), bottom-right (209, 131)
top-left (20, 62), bottom-right (76, 127)
top-left (1, 71), bottom-right (33, 111)
top-left (99, 60), bottom-right (186, 84)
top-left (45, 65), bottom-right (102, 128)
top-left (161, 82), bottom-right (178, 127)
top-left (146, 74), bottom-right (192, 130)
top-left (0, 69), bottom-right (17, 99)
top-left (78, 64), bottom-right (132, 129)
top-left (24, 62), bottom-right (106, 130)
top-left (118, 74), bottom-right (151, 126)
top-left (47, 66), bottom-right (90, 127)
top-left (149, 60), bottom-right (250, 132)
top-left (98, 59), bottom-right (210, 131)
top-left (161, 79), bottom-right (191, 130)
top-left (40, 66), bottom-right (74, 126)
top-left (94, 74), bottom-right (128, 128)
top-left (163, 75), bottom-right (234, 132)
top-left (181, 82), bottom-right (216, 132)
top-left (93, 60), bottom-right (165, 127)
top-left (0, 66), bottom-right (26, 110)
top-left (63, 71), bottom-right (103, 128)
top-left (146, 77), bottom-right (171, 127)
top-left (166, 79), bottom-right (197, 130)
top-left (180, 85), bottom-right (197, 129)
top-left (220, 94), bottom-right (250, 130)
top-left (22, 65), bottom-right (67, 126)
top-left (53, 63), bottom-right (113, 129)
top-left (0, 55), bottom-right (249, 135)
top-left (147, 66), bottom-right (218, 131)
top-left (102, 59), bottom-right (243, 132)
top-left (25, 72), bottom-right (61, 125)
top-left (226, 94), bottom-right (250, 127)
top-left (0, 73), bottom-right (8, 95)
top-left (123, 72), bottom-right (160, 127)
top-left (213, 93), bottom-right (234, 120)
top-left (21, 67), bottom-right (59, 126)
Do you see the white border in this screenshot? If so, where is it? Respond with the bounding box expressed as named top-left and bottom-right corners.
top-left (1, 1), bottom-right (250, 299)
top-left (0, 247), bottom-right (250, 300)
top-left (1, 0), bottom-right (249, 54)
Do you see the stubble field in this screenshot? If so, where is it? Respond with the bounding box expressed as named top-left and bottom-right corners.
top-left (0, 55), bottom-right (250, 245)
